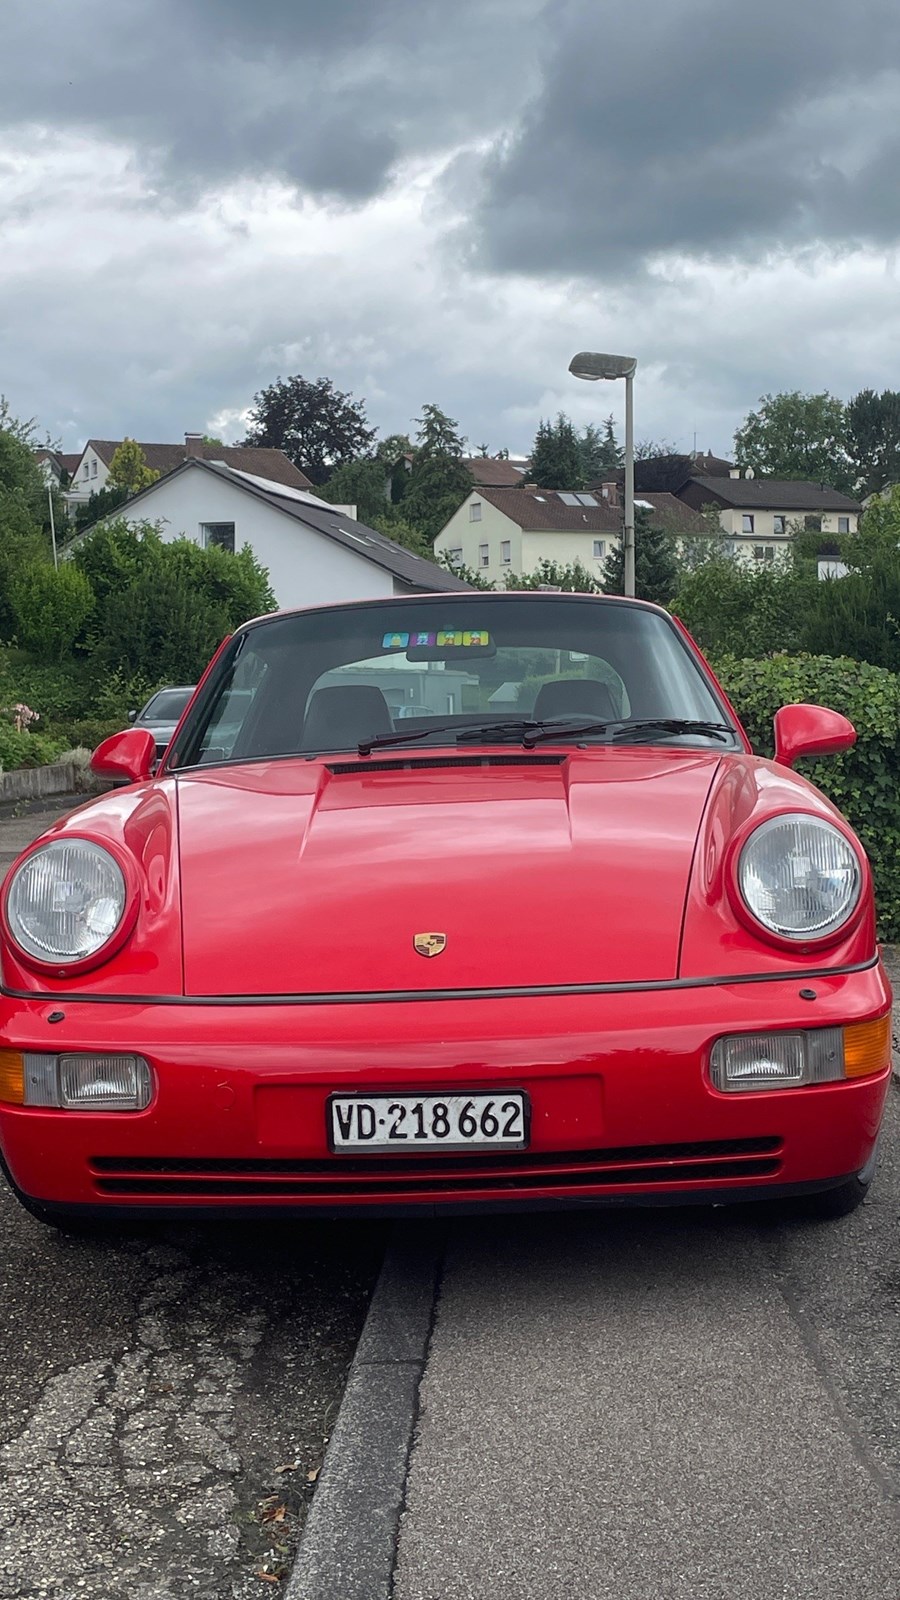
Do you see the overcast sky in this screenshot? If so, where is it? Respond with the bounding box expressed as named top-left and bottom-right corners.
top-left (3, 0), bottom-right (900, 459)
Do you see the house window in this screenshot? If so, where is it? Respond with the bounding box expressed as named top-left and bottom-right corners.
top-left (478, 543), bottom-right (489, 568)
top-left (742, 514), bottom-right (754, 534)
top-left (753, 545), bottom-right (775, 562)
top-left (91, 459), bottom-right (97, 478)
top-left (500, 540), bottom-right (511, 565)
top-left (447, 547), bottom-right (463, 566)
top-left (593, 539), bottom-right (606, 559)
top-left (201, 522), bottom-right (236, 554)
top-left (773, 515), bottom-right (786, 535)
top-left (804, 514), bottom-right (822, 533)
top-left (838, 516), bottom-right (850, 534)
top-left (83, 460), bottom-right (90, 477)
top-left (469, 501), bottom-right (482, 522)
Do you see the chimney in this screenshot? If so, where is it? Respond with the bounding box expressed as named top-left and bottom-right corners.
top-left (601, 480), bottom-right (619, 508)
top-left (184, 432), bottom-right (204, 457)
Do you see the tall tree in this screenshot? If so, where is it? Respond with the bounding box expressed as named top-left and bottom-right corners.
top-left (601, 508), bottom-right (680, 606)
top-left (322, 433), bottom-right (416, 527)
top-left (107, 438), bottom-right (158, 494)
top-left (242, 374), bottom-right (376, 485)
top-left (845, 389), bottom-right (900, 498)
top-left (529, 414), bottom-right (584, 489)
top-left (579, 417), bottom-right (622, 482)
top-left (0, 409), bottom-right (53, 639)
top-left (401, 405), bottom-right (472, 544)
top-left (734, 391), bottom-right (852, 491)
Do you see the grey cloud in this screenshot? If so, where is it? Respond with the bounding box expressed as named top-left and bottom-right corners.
top-left (1, 0), bottom-right (541, 202)
top-left (475, 0), bottom-right (900, 273)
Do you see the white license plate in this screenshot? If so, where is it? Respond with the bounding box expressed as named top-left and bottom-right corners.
top-left (329, 1092), bottom-right (528, 1151)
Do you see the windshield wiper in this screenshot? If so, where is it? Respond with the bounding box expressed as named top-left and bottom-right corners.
top-left (357, 715), bottom-right (733, 757)
top-left (610, 718), bottom-right (733, 745)
top-left (358, 718), bottom-right (537, 756)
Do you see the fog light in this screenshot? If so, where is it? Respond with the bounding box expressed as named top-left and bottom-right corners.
top-left (59, 1055), bottom-right (152, 1110)
top-left (711, 1018), bottom-right (890, 1092)
top-left (1, 1053), bottom-right (153, 1110)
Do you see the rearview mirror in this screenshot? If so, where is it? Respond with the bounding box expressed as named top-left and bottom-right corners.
top-left (127, 709), bottom-right (138, 722)
top-left (90, 728), bottom-right (156, 784)
top-left (773, 703), bottom-right (856, 769)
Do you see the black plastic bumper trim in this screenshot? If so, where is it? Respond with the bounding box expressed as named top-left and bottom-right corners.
top-left (0, 956), bottom-right (879, 1009)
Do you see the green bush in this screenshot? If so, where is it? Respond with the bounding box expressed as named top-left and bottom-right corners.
top-left (71, 520), bottom-right (275, 682)
top-left (50, 717), bottom-right (130, 750)
top-left (0, 648), bottom-right (109, 722)
top-left (674, 558), bottom-right (818, 658)
top-left (716, 653), bottom-right (900, 938)
top-left (10, 560), bottom-right (94, 661)
top-left (0, 725), bottom-right (67, 770)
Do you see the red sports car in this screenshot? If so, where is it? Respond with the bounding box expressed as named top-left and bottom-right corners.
top-left (0, 592), bottom-right (891, 1228)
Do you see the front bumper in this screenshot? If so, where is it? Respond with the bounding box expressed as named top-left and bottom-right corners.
top-left (0, 965), bottom-right (892, 1215)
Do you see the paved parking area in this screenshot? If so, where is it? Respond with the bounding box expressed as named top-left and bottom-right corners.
top-left (0, 797), bottom-right (383, 1599)
top-left (395, 1093), bottom-right (900, 1600)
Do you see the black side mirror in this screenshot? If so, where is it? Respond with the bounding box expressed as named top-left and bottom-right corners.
top-left (127, 709), bottom-right (138, 722)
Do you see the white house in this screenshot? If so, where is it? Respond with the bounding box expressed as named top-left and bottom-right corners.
top-left (81, 457), bottom-right (468, 606)
top-left (676, 473), bottom-right (862, 562)
top-left (434, 485), bottom-right (708, 582)
top-left (435, 487), bottom-right (622, 583)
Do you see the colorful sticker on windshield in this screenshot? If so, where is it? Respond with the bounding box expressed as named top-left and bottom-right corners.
top-left (382, 630), bottom-right (491, 649)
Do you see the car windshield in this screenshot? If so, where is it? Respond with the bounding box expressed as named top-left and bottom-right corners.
top-left (142, 689), bottom-right (194, 722)
top-left (171, 596), bottom-right (739, 768)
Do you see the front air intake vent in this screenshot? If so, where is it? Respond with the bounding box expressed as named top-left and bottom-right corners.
top-left (327, 754), bottom-right (565, 775)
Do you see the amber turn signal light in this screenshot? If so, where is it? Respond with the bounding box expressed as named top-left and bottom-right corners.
top-left (843, 1014), bottom-right (892, 1079)
top-left (0, 1050), bottom-right (25, 1105)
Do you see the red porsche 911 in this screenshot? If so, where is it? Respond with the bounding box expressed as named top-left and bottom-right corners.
top-left (0, 592), bottom-right (891, 1229)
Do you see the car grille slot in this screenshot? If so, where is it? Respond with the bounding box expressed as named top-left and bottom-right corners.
top-left (91, 1138), bottom-right (782, 1199)
top-left (326, 754), bottom-right (565, 775)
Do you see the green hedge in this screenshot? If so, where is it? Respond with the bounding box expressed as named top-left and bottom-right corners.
top-left (0, 725), bottom-right (68, 770)
top-left (716, 653), bottom-right (900, 939)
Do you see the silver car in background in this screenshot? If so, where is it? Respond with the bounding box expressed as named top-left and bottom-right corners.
top-left (128, 686), bottom-right (196, 760)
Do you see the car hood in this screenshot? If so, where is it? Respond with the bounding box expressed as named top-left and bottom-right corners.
top-left (176, 751), bottom-right (722, 996)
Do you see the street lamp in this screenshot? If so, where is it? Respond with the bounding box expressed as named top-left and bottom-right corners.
top-left (569, 351), bottom-right (637, 597)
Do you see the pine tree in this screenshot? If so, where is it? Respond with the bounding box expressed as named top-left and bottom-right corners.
top-left (402, 405), bottom-right (472, 544)
top-left (529, 414), bottom-right (584, 489)
top-left (579, 417), bottom-right (622, 482)
top-left (601, 508), bottom-right (680, 605)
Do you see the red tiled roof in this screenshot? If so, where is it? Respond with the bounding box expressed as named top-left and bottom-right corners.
top-left (477, 486), bottom-right (622, 532)
top-left (85, 440), bottom-right (313, 489)
top-left (631, 492), bottom-right (709, 533)
top-left (464, 457), bottom-right (527, 487)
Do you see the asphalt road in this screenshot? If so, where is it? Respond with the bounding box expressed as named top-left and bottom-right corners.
top-left (0, 799), bottom-right (383, 1600)
top-left (395, 1090), bottom-right (900, 1599)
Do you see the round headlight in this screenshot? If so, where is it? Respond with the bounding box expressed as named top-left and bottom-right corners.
top-left (6, 840), bottom-right (127, 964)
top-left (738, 814), bottom-right (862, 941)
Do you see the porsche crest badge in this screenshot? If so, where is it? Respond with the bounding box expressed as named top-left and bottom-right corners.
top-left (414, 932), bottom-right (447, 958)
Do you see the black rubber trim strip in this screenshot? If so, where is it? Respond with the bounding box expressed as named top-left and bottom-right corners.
top-left (0, 955), bottom-right (879, 1008)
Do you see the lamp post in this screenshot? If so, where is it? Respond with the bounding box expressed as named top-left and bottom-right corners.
top-left (568, 351), bottom-right (637, 597)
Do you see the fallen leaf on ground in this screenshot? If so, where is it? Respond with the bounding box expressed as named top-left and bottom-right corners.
top-left (306, 1468), bottom-right (320, 1483)
top-left (260, 1504), bottom-right (287, 1524)
top-left (256, 1573), bottom-right (281, 1584)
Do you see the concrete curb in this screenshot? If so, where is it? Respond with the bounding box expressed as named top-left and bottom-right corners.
top-left (286, 1225), bottom-right (443, 1600)
top-left (0, 762), bottom-right (78, 802)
